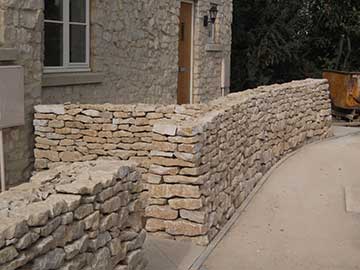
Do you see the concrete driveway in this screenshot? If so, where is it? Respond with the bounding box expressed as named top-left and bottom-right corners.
top-left (203, 127), bottom-right (360, 270)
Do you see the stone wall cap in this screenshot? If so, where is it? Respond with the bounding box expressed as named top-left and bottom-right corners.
top-left (34, 104), bottom-right (65, 115)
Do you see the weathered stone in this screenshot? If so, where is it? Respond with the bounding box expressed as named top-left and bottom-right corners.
top-left (165, 220), bottom-right (208, 236)
top-left (32, 248), bottom-right (65, 270)
top-left (16, 231), bottom-right (40, 250)
top-left (145, 219), bottom-right (166, 232)
top-left (99, 213), bottom-right (119, 232)
top-left (168, 198), bottom-right (203, 210)
top-left (39, 216), bottom-right (62, 236)
top-left (180, 210), bottom-right (207, 223)
top-left (149, 165), bottom-right (179, 176)
top-left (152, 157), bottom-right (194, 167)
top-left (0, 245), bottom-right (18, 265)
top-left (145, 205), bottom-right (178, 220)
top-left (56, 180), bottom-right (102, 195)
top-left (60, 151), bottom-right (83, 162)
top-left (35, 104), bottom-right (65, 114)
top-left (64, 235), bottom-right (89, 260)
top-left (153, 121), bottom-right (177, 136)
top-left (91, 247), bottom-right (111, 270)
top-left (74, 204), bottom-right (94, 220)
top-left (149, 184), bottom-right (201, 198)
top-left (88, 232), bottom-right (112, 252)
top-left (163, 175), bottom-right (204, 185)
top-left (83, 211), bottom-right (100, 230)
top-left (34, 149), bottom-right (60, 162)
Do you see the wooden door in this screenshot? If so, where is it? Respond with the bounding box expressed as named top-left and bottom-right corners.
top-left (177, 2), bottom-right (193, 104)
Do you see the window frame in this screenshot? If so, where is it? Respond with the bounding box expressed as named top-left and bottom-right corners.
top-left (44, 0), bottom-right (90, 73)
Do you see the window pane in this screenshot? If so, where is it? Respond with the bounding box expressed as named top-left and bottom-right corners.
top-left (70, 0), bottom-right (86, 23)
top-left (44, 0), bottom-right (63, 21)
top-left (70, 24), bottom-right (86, 63)
top-left (44, 22), bottom-right (63, 67)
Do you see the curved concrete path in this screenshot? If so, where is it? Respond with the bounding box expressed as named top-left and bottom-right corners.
top-left (203, 128), bottom-right (360, 270)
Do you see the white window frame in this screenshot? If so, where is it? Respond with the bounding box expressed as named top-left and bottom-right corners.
top-left (44, 0), bottom-right (90, 73)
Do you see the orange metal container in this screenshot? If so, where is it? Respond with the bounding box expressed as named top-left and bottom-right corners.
top-left (323, 70), bottom-right (360, 110)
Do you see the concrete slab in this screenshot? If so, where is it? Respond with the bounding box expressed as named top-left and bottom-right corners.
top-left (332, 126), bottom-right (360, 137)
top-left (345, 186), bottom-right (360, 213)
top-left (145, 236), bottom-right (205, 270)
top-left (203, 134), bottom-right (360, 270)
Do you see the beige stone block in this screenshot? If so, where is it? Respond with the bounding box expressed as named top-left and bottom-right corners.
top-left (165, 220), bottom-right (208, 236)
top-left (168, 136), bottom-right (200, 144)
top-left (65, 121), bottom-right (85, 129)
top-left (60, 151), bottom-right (82, 162)
top-left (180, 210), bottom-right (207, 223)
top-left (35, 113), bottom-right (56, 120)
top-left (34, 149), bottom-right (60, 162)
top-left (81, 129), bottom-right (98, 137)
top-left (150, 150), bottom-right (174, 158)
top-left (35, 137), bottom-right (59, 146)
top-left (75, 115), bottom-right (93, 123)
top-left (152, 141), bottom-right (177, 152)
top-left (146, 112), bottom-right (163, 119)
top-left (135, 118), bottom-right (149, 126)
top-left (98, 131), bottom-right (113, 138)
top-left (168, 198), bottom-right (203, 210)
top-left (143, 174), bottom-right (162, 184)
top-left (56, 128), bottom-right (72, 134)
top-left (102, 124), bottom-right (117, 131)
top-left (49, 120), bottom-right (65, 128)
top-left (178, 143), bottom-right (202, 153)
top-left (177, 125), bottom-right (203, 137)
top-left (152, 157), bottom-right (195, 168)
top-left (145, 219), bottom-right (166, 232)
top-left (82, 109), bottom-right (100, 117)
top-left (149, 165), bottom-right (179, 175)
top-left (149, 184), bottom-right (201, 198)
top-left (163, 175), bottom-right (204, 185)
top-left (145, 205), bottom-right (178, 220)
top-left (113, 111), bottom-right (131, 118)
top-left (153, 121), bottom-right (177, 136)
top-left (113, 131), bottom-right (134, 138)
top-left (83, 136), bottom-right (106, 144)
top-left (60, 139), bottom-right (75, 146)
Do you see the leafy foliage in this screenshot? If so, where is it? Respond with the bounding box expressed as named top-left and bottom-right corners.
top-left (231, 0), bottom-right (360, 91)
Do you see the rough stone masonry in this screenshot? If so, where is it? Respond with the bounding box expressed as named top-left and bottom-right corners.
top-left (0, 160), bottom-right (147, 270)
top-left (32, 79), bottom-right (333, 246)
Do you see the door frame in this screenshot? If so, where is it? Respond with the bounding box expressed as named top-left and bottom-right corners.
top-left (179, 0), bottom-right (195, 104)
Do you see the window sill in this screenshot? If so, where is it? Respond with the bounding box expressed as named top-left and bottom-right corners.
top-left (205, 43), bottom-right (224, 52)
top-left (0, 48), bottom-right (18, 62)
top-left (42, 72), bottom-right (104, 87)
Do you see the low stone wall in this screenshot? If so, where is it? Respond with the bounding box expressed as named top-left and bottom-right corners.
top-left (33, 79), bottom-right (332, 245)
top-left (0, 161), bottom-right (147, 270)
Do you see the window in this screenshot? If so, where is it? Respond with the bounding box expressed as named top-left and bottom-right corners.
top-left (44, 0), bottom-right (90, 72)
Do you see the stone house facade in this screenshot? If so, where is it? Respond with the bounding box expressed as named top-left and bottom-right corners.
top-left (0, 0), bottom-right (233, 186)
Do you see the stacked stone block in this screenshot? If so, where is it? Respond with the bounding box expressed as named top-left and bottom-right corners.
top-left (33, 79), bottom-right (332, 246)
top-left (0, 161), bottom-right (147, 270)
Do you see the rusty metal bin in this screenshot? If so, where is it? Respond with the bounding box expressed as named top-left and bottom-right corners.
top-left (323, 70), bottom-right (360, 110)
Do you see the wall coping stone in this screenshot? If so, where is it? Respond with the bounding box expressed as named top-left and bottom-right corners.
top-left (42, 72), bottom-right (104, 87)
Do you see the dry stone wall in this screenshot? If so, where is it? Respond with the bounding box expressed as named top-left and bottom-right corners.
top-left (0, 160), bottom-right (147, 270)
top-left (33, 79), bottom-right (332, 245)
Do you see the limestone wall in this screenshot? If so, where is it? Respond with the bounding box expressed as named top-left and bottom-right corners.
top-left (0, 160), bottom-right (147, 270)
top-left (33, 79), bottom-right (332, 245)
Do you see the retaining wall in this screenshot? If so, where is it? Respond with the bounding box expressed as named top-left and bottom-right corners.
top-left (33, 79), bottom-right (332, 245)
top-left (0, 161), bottom-right (147, 270)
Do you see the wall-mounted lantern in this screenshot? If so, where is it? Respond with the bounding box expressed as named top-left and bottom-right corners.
top-left (204, 5), bottom-right (218, 27)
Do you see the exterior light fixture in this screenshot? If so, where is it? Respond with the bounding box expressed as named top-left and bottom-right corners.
top-left (204, 5), bottom-right (218, 27)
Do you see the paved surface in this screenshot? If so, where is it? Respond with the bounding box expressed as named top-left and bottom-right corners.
top-left (144, 236), bottom-right (204, 270)
top-left (203, 127), bottom-right (360, 270)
